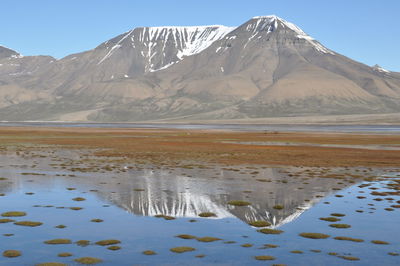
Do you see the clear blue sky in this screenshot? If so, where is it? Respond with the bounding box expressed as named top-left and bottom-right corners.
top-left (1, 0), bottom-right (399, 71)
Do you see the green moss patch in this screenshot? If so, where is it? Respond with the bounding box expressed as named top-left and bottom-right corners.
top-left (1, 211), bottom-right (26, 217)
top-left (198, 212), bottom-right (217, 218)
top-left (176, 234), bottom-right (196, 239)
top-left (95, 239), bottom-right (121, 246)
top-left (76, 240), bottom-right (90, 247)
top-left (55, 225), bottom-right (66, 229)
top-left (329, 223), bottom-right (351, 229)
top-left (330, 213), bottom-right (345, 217)
top-left (58, 252), bottom-right (73, 257)
top-left (14, 221), bottom-right (42, 227)
top-left (299, 233), bottom-right (330, 239)
top-left (319, 217), bottom-right (341, 222)
top-left (0, 218), bottom-right (14, 223)
top-left (334, 236), bottom-right (364, 242)
top-left (72, 197), bottom-right (86, 201)
top-left (69, 207), bottom-right (83, 211)
top-left (258, 228), bottom-right (284, 235)
top-left (107, 246), bottom-right (121, 251)
top-left (371, 240), bottom-right (389, 245)
top-left (248, 220), bottom-right (271, 227)
top-left (154, 214), bottom-right (176, 220)
top-left (254, 255), bottom-right (275, 261)
top-left (339, 256), bottom-right (360, 261)
top-left (170, 246), bottom-right (196, 253)
top-left (273, 205), bottom-right (284, 210)
top-left (290, 250), bottom-right (303, 254)
top-left (227, 200), bottom-right (251, 206)
top-left (44, 239), bottom-right (72, 245)
top-left (142, 250), bottom-right (157, 255)
top-left (196, 237), bottom-right (221, 242)
top-left (74, 257), bottom-right (103, 264)
top-left (264, 244), bottom-right (279, 248)
top-left (3, 250), bottom-right (21, 258)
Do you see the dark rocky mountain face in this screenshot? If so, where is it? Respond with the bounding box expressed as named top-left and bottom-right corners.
top-left (0, 16), bottom-right (399, 122)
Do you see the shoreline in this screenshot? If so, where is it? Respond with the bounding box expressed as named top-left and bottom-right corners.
top-left (1, 126), bottom-right (400, 168)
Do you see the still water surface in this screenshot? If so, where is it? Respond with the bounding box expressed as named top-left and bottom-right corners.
top-left (0, 153), bottom-right (399, 265)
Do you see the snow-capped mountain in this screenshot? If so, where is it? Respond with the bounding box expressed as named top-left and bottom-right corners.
top-left (0, 15), bottom-right (399, 122)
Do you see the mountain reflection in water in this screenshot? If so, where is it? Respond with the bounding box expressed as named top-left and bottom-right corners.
top-left (93, 167), bottom-right (348, 227)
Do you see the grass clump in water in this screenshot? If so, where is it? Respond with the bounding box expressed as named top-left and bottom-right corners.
top-left (44, 239), bottom-right (72, 245)
top-left (329, 223), bottom-right (351, 229)
top-left (248, 220), bottom-right (271, 227)
top-left (3, 250), bottom-right (21, 257)
top-left (58, 252), bottom-right (73, 257)
top-left (95, 239), bottom-right (121, 246)
top-left (176, 234), bottom-right (196, 239)
top-left (74, 257), bottom-right (103, 264)
top-left (198, 212), bottom-right (217, 218)
top-left (254, 255), bottom-right (275, 260)
top-left (55, 225), bottom-right (66, 229)
top-left (330, 213), bottom-right (345, 217)
top-left (227, 200), bottom-right (251, 206)
top-left (371, 240), bottom-right (389, 245)
top-left (1, 211), bottom-right (26, 217)
top-left (90, 219), bottom-right (103, 223)
top-left (388, 252), bottom-right (399, 256)
top-left (319, 217), bottom-right (341, 222)
top-left (241, 243), bottom-right (253, 247)
top-left (154, 214), bottom-right (176, 220)
top-left (196, 237), bottom-right (221, 242)
top-left (290, 250), bottom-right (303, 254)
top-left (258, 228), bottom-right (284, 235)
top-left (334, 236), bottom-right (364, 242)
top-left (0, 218), bottom-right (14, 223)
top-left (339, 256), bottom-right (360, 261)
top-left (264, 244), bottom-right (279, 248)
top-left (299, 233), bottom-right (330, 239)
top-left (69, 207), bottom-right (83, 211)
top-left (107, 246), bottom-right (121, 250)
top-left (170, 246), bottom-right (196, 253)
top-left (14, 221), bottom-right (42, 227)
top-left (72, 197), bottom-right (86, 201)
top-left (142, 250), bottom-right (157, 255)
top-left (76, 240), bottom-right (90, 246)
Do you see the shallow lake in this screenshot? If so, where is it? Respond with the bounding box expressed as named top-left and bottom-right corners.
top-left (0, 150), bottom-right (399, 265)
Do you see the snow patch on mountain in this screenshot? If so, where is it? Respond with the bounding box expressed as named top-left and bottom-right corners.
top-left (98, 25), bottom-right (235, 72)
top-left (373, 64), bottom-right (390, 73)
top-left (251, 15), bottom-right (334, 54)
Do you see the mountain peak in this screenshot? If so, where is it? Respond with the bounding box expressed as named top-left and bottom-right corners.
top-left (372, 64), bottom-right (390, 73)
top-left (245, 15), bottom-right (334, 54)
top-left (0, 45), bottom-right (22, 59)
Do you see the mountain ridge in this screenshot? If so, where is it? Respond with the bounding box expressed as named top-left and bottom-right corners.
top-left (0, 15), bottom-right (399, 122)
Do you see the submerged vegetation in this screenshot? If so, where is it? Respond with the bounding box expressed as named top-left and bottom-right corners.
top-left (74, 257), bottom-right (103, 264)
top-left (170, 246), bottom-right (196, 253)
top-left (227, 200), bottom-right (251, 206)
top-left (299, 233), bottom-right (330, 239)
top-left (2, 250), bottom-right (21, 258)
top-left (258, 228), bottom-right (284, 235)
top-left (1, 211), bottom-right (26, 217)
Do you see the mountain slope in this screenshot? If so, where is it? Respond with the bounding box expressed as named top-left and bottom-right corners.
top-left (0, 16), bottom-right (399, 122)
